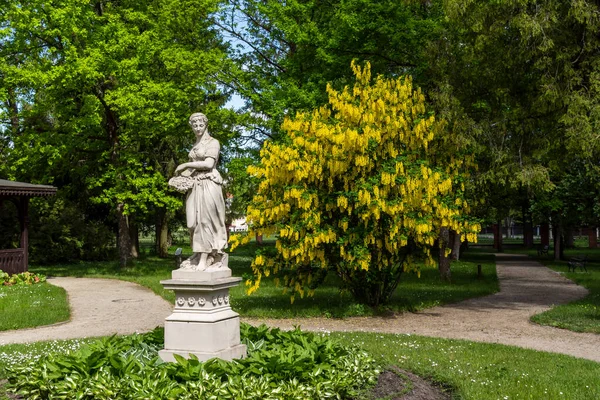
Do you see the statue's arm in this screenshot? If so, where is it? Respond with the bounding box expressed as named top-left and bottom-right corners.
top-left (174, 157), bottom-right (216, 174)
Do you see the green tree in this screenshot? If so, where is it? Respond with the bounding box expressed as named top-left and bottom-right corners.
top-left (218, 0), bottom-right (444, 139)
top-left (0, 0), bottom-right (239, 265)
top-left (443, 0), bottom-right (600, 257)
top-left (231, 62), bottom-right (479, 306)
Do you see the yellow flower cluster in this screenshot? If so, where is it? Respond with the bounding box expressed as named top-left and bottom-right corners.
top-left (232, 61), bottom-right (480, 300)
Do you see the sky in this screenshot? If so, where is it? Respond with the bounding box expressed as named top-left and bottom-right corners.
top-left (225, 93), bottom-right (245, 111)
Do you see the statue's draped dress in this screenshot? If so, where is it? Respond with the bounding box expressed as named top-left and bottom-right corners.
top-left (185, 137), bottom-right (228, 254)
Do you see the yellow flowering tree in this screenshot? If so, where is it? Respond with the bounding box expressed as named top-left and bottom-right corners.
top-left (231, 61), bottom-right (479, 306)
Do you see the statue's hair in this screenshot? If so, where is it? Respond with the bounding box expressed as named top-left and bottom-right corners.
top-left (189, 112), bottom-right (208, 124)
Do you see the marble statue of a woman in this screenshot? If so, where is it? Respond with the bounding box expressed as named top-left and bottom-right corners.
top-left (169, 113), bottom-right (228, 271)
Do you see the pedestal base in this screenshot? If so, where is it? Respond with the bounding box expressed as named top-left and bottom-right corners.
top-left (159, 344), bottom-right (247, 362)
top-left (159, 269), bottom-right (246, 363)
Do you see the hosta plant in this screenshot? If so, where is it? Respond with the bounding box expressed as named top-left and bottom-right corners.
top-left (6, 323), bottom-right (379, 399)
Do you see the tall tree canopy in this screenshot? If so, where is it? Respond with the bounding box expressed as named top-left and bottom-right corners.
top-left (443, 0), bottom-right (600, 255)
top-left (218, 0), bottom-right (444, 139)
top-left (0, 0), bottom-right (240, 264)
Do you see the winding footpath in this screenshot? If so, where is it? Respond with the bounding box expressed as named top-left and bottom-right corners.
top-left (0, 278), bottom-right (172, 345)
top-left (250, 254), bottom-right (600, 362)
top-left (1, 254), bottom-right (599, 363)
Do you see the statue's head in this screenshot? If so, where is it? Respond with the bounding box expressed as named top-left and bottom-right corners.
top-left (189, 113), bottom-right (208, 136)
top-left (189, 112), bottom-right (208, 124)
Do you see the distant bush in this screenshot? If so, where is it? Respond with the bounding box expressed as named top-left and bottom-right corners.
top-left (0, 196), bottom-right (116, 263)
top-left (28, 197), bottom-right (116, 264)
top-left (6, 324), bottom-right (379, 399)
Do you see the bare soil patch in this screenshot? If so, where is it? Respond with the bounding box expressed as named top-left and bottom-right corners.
top-left (361, 367), bottom-right (451, 400)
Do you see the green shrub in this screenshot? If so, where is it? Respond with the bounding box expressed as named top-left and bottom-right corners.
top-left (6, 324), bottom-right (379, 399)
top-left (1, 271), bottom-right (46, 286)
top-left (28, 197), bottom-right (116, 264)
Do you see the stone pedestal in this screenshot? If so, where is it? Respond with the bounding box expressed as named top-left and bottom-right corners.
top-left (159, 267), bottom-right (246, 362)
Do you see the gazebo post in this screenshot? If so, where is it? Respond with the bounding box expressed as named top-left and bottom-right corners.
top-left (19, 196), bottom-right (29, 271)
top-left (0, 179), bottom-right (56, 274)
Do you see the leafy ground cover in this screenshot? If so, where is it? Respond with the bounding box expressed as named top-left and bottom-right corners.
top-left (2, 329), bottom-right (599, 399)
top-left (0, 338), bottom-right (95, 400)
top-left (333, 331), bottom-right (600, 400)
top-left (31, 241), bottom-right (498, 318)
top-left (2, 324), bottom-right (378, 400)
top-left (1, 271), bottom-right (46, 286)
top-left (520, 248), bottom-right (600, 333)
top-left (0, 282), bottom-right (69, 331)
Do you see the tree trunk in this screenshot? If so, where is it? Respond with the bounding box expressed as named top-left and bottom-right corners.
top-left (540, 223), bottom-right (550, 246)
top-left (504, 217), bottom-right (511, 238)
top-left (589, 226), bottom-right (598, 249)
top-left (128, 216), bottom-right (139, 258)
top-left (155, 208), bottom-right (170, 258)
top-left (438, 227), bottom-right (451, 282)
top-left (493, 223), bottom-right (500, 250)
top-left (552, 223), bottom-right (562, 261)
top-left (523, 221), bottom-right (534, 248)
top-left (450, 229), bottom-right (461, 261)
top-left (522, 205), bottom-right (534, 248)
top-left (494, 220), bottom-right (503, 252)
top-left (117, 203), bottom-right (132, 268)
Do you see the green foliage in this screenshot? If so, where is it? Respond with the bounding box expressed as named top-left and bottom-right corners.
top-left (29, 197), bottom-right (116, 264)
top-left (0, 196), bottom-right (116, 264)
top-left (442, 0), bottom-right (600, 225)
top-left (219, 0), bottom-right (444, 139)
top-left (5, 324), bottom-right (379, 400)
top-left (4, 330), bottom-right (600, 400)
top-left (1, 272), bottom-right (46, 286)
top-left (223, 153), bottom-right (259, 223)
top-left (0, 0), bottom-right (244, 265)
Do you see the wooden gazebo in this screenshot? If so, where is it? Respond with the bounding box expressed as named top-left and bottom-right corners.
top-left (0, 179), bottom-right (57, 274)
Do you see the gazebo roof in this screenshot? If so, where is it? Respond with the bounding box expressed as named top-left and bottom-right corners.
top-left (0, 179), bottom-right (57, 197)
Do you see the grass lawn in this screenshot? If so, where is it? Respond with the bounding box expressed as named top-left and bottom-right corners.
top-left (0, 283), bottom-right (70, 331)
top-left (31, 241), bottom-right (498, 318)
top-left (333, 331), bottom-right (600, 400)
top-left (515, 247), bottom-right (600, 333)
top-left (1, 331), bottom-right (599, 400)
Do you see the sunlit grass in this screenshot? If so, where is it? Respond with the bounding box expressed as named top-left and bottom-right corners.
top-left (334, 331), bottom-right (600, 400)
top-left (0, 283), bottom-right (70, 331)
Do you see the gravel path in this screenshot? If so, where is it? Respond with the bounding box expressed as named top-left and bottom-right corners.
top-left (0, 277), bottom-right (172, 345)
top-left (246, 253), bottom-right (600, 363)
top-left (2, 254), bottom-right (599, 364)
